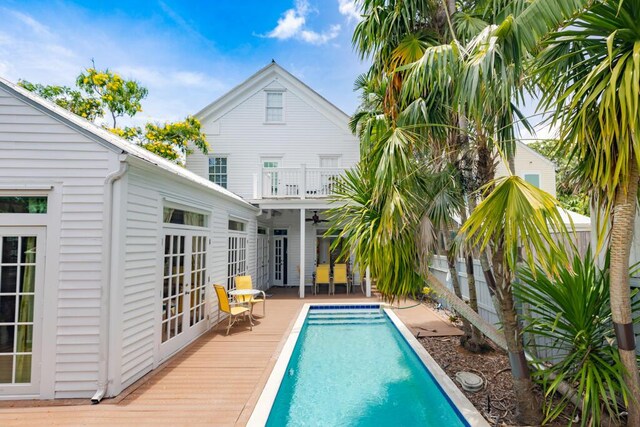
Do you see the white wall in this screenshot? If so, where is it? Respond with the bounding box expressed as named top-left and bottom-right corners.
top-left (116, 160), bottom-right (257, 393)
top-left (495, 141), bottom-right (557, 197)
top-left (187, 68), bottom-right (360, 200)
top-left (0, 86), bottom-right (120, 398)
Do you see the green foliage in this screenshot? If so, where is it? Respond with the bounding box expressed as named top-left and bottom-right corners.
top-left (516, 250), bottom-right (640, 426)
top-left (19, 65), bottom-right (208, 164)
top-left (528, 140), bottom-right (590, 215)
top-left (18, 80), bottom-right (103, 120)
top-left (76, 67), bottom-right (148, 127)
top-left (110, 116), bottom-right (209, 162)
top-left (461, 175), bottom-right (571, 274)
top-left (536, 0), bottom-right (640, 219)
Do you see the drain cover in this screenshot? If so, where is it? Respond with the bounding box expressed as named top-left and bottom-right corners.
top-left (455, 371), bottom-right (484, 392)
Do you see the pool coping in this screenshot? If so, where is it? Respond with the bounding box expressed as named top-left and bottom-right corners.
top-left (247, 302), bottom-right (489, 427)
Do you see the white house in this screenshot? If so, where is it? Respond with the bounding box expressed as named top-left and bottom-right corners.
top-left (0, 78), bottom-right (258, 400)
top-left (0, 61), bottom-right (570, 402)
top-left (495, 140), bottom-right (557, 197)
top-left (186, 62), bottom-right (361, 298)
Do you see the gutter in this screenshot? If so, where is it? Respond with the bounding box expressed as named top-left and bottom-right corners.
top-left (92, 155), bottom-right (128, 404)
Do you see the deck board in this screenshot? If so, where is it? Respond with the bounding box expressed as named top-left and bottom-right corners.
top-left (0, 288), bottom-right (460, 426)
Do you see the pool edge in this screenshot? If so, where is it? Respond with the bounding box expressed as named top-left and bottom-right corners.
top-left (384, 308), bottom-right (490, 427)
top-left (247, 302), bottom-right (490, 427)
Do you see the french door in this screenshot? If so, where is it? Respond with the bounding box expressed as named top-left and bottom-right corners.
top-left (160, 231), bottom-right (208, 360)
top-left (0, 227), bottom-right (44, 395)
top-left (273, 229), bottom-right (288, 286)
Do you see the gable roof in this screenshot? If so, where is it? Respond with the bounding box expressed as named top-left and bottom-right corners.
top-left (195, 61), bottom-right (352, 131)
top-left (0, 76), bottom-right (256, 210)
top-left (516, 140), bottom-right (556, 168)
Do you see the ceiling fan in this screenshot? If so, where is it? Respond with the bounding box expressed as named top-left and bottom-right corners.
top-left (305, 211), bottom-right (329, 225)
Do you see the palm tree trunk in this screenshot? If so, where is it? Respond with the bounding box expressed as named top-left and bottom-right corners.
top-left (442, 232), bottom-right (474, 339)
top-left (459, 204), bottom-right (487, 352)
top-left (492, 241), bottom-right (542, 425)
top-left (609, 159), bottom-right (640, 426)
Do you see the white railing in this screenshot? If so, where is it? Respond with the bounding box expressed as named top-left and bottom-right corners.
top-left (256, 165), bottom-right (344, 199)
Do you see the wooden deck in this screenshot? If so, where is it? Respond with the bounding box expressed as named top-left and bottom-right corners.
top-left (0, 288), bottom-right (460, 426)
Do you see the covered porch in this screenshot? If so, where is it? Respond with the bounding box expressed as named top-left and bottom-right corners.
top-left (257, 205), bottom-right (373, 299)
top-left (0, 290), bottom-right (460, 426)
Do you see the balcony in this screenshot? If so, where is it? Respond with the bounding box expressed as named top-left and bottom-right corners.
top-left (254, 165), bottom-right (345, 199)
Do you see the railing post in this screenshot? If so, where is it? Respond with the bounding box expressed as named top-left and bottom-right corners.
top-left (257, 167), bottom-right (263, 199)
top-left (300, 164), bottom-right (306, 200)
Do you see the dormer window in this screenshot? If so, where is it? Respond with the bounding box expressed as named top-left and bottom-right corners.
top-left (265, 91), bottom-right (284, 123)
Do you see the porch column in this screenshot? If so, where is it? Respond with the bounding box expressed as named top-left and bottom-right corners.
top-left (299, 208), bottom-right (306, 298)
top-left (365, 266), bottom-right (371, 297)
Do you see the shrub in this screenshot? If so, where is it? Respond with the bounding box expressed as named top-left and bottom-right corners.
top-left (515, 249), bottom-right (639, 426)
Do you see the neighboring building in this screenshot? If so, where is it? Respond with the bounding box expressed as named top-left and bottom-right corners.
top-left (186, 62), bottom-right (360, 298)
top-left (0, 78), bottom-right (258, 400)
top-left (495, 140), bottom-right (557, 197)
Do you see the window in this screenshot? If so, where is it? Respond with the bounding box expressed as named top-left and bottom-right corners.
top-left (524, 173), bottom-right (540, 188)
top-left (163, 207), bottom-right (207, 227)
top-left (0, 197), bottom-right (47, 214)
top-left (208, 157), bottom-right (227, 188)
top-left (227, 220), bottom-right (247, 289)
top-left (265, 92), bottom-right (283, 122)
top-left (228, 219), bottom-right (246, 232)
top-left (319, 155), bottom-right (341, 168)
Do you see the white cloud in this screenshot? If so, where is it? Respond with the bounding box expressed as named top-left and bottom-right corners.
top-left (338, 0), bottom-right (362, 22)
top-left (265, 0), bottom-right (340, 45)
top-left (300, 24), bottom-right (341, 45)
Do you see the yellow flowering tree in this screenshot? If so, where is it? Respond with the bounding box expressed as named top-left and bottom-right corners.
top-left (109, 117), bottom-right (209, 163)
top-left (76, 67), bottom-right (147, 127)
top-left (19, 65), bottom-right (209, 164)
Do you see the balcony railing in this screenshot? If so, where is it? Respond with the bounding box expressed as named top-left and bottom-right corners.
top-left (255, 165), bottom-right (344, 199)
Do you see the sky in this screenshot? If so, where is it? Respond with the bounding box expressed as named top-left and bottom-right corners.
top-left (0, 0), bottom-right (368, 125)
top-left (0, 0), bottom-right (551, 140)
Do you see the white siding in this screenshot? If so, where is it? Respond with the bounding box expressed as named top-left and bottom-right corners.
top-left (187, 71), bottom-right (359, 199)
top-left (118, 163), bottom-right (257, 391)
top-left (0, 86), bottom-right (119, 398)
top-left (496, 141), bottom-right (557, 197)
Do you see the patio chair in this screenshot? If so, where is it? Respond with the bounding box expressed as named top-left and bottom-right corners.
top-left (314, 264), bottom-right (331, 295)
top-left (214, 284), bottom-right (252, 335)
top-left (333, 264), bottom-right (350, 294)
top-left (234, 275), bottom-right (266, 316)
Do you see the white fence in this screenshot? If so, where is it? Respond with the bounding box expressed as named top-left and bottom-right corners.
top-left (257, 166), bottom-right (344, 199)
top-left (430, 255), bottom-right (640, 357)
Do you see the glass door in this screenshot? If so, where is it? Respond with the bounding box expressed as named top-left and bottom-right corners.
top-left (0, 228), bottom-right (44, 395)
top-left (273, 229), bottom-right (288, 286)
top-left (262, 158), bottom-right (281, 197)
top-left (160, 232), bottom-right (208, 360)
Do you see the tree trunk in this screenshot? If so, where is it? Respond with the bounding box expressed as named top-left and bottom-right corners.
top-left (609, 159), bottom-right (640, 426)
top-left (492, 241), bottom-right (542, 425)
top-left (442, 232), bottom-right (474, 339)
top-left (458, 204), bottom-right (488, 352)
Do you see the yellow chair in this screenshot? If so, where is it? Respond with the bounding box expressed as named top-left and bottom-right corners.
top-left (333, 264), bottom-right (350, 294)
top-left (314, 264), bottom-right (331, 295)
top-left (234, 275), bottom-right (266, 316)
top-left (214, 284), bottom-right (252, 335)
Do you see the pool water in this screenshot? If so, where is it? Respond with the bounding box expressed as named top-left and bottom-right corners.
top-left (266, 306), bottom-right (469, 426)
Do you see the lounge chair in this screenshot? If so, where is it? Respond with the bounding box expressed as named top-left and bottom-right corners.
top-left (234, 275), bottom-right (266, 316)
top-left (314, 264), bottom-right (331, 295)
top-left (333, 263), bottom-right (350, 294)
top-left (214, 284), bottom-right (252, 335)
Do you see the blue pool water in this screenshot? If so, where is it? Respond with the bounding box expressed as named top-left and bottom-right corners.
top-left (266, 305), bottom-right (469, 426)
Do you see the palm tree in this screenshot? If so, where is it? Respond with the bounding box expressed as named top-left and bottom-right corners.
top-left (535, 0), bottom-right (640, 422)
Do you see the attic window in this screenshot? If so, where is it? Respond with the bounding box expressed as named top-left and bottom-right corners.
top-left (265, 91), bottom-right (284, 122)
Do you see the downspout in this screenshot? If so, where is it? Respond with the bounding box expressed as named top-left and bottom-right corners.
top-left (92, 155), bottom-right (128, 404)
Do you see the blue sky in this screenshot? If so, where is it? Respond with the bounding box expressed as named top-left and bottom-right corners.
top-left (0, 0), bottom-right (368, 124)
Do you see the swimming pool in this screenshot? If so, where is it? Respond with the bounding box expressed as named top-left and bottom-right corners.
top-left (249, 303), bottom-right (488, 426)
